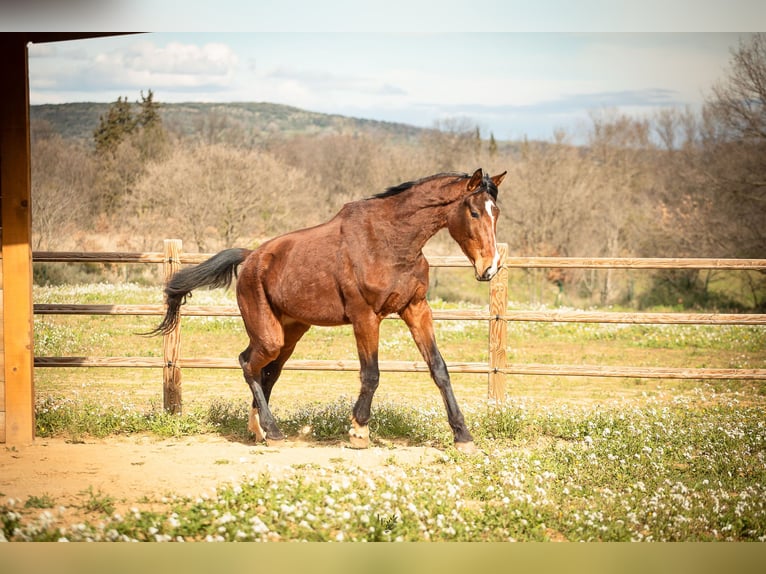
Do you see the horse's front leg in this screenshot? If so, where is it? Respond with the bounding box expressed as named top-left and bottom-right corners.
top-left (349, 314), bottom-right (381, 449)
top-left (400, 298), bottom-right (477, 453)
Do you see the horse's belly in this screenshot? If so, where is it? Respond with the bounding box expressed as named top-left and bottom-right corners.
top-left (274, 276), bottom-right (349, 326)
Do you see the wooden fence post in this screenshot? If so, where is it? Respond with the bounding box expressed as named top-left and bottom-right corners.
top-left (488, 243), bottom-right (508, 402)
top-left (163, 239), bottom-right (183, 414)
top-left (1, 36), bottom-right (35, 444)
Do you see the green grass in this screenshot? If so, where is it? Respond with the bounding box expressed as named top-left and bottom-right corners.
top-left (6, 398), bottom-right (766, 541)
top-left (80, 487), bottom-right (116, 515)
top-left (24, 494), bottom-right (55, 509)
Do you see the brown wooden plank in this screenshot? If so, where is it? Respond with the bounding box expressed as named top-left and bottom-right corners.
top-left (33, 251), bottom-right (165, 263)
top-left (1, 35), bottom-right (35, 443)
top-left (33, 355), bottom-right (766, 381)
top-left (30, 303), bottom-right (766, 326)
top-left (501, 364), bottom-right (766, 380)
top-left (33, 356), bottom-right (491, 373)
top-left (34, 303), bottom-right (167, 315)
top-left (35, 357), bottom-right (166, 368)
top-left (32, 251), bottom-right (766, 271)
top-left (504, 257), bottom-right (766, 270)
top-left (500, 310), bottom-right (766, 325)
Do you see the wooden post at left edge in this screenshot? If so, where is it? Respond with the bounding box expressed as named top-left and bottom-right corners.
top-left (1, 35), bottom-right (35, 443)
top-left (163, 239), bottom-right (183, 413)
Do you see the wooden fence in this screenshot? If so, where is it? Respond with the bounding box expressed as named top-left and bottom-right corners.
top-left (33, 239), bottom-right (766, 412)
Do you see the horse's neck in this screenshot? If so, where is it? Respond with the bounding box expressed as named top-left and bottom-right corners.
top-left (362, 194), bottom-right (455, 257)
top-left (394, 182), bottom-right (463, 244)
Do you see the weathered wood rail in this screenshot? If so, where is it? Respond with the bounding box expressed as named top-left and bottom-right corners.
top-left (33, 240), bottom-right (766, 411)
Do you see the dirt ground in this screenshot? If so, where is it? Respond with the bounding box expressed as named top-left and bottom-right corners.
top-left (1, 435), bottom-right (443, 524)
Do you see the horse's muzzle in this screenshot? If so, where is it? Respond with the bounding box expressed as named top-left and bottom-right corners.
top-left (475, 265), bottom-right (497, 282)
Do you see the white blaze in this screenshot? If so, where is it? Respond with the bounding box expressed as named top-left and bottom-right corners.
top-left (485, 199), bottom-right (500, 277)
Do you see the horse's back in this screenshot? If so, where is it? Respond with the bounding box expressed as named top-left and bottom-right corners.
top-left (238, 218), bottom-right (351, 326)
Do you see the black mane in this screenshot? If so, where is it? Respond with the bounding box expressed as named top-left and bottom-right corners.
top-left (370, 172), bottom-right (469, 200)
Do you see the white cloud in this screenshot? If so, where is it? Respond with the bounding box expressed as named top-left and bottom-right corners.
top-left (25, 32), bottom-right (751, 140)
top-left (30, 40), bottom-right (240, 95)
top-left (121, 41), bottom-right (238, 77)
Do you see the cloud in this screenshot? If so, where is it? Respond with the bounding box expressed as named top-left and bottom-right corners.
top-left (265, 66), bottom-right (407, 97)
top-left (364, 87), bottom-right (686, 141)
top-left (27, 43), bottom-right (57, 57)
top-left (30, 40), bottom-right (240, 94)
top-left (519, 88), bottom-right (683, 112)
top-left (406, 88), bottom-right (682, 126)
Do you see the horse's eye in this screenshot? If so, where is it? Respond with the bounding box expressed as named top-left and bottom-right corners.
top-left (470, 210), bottom-right (480, 219)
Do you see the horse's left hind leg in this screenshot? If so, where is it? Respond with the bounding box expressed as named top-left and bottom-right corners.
top-left (261, 321), bottom-right (311, 403)
top-left (239, 346), bottom-right (284, 444)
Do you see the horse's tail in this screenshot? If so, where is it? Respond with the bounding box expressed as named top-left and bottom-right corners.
top-left (146, 247), bottom-right (251, 336)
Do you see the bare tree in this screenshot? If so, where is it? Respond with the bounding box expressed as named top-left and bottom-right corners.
top-left (584, 110), bottom-right (655, 304)
top-left (31, 128), bottom-right (96, 249)
top-left (129, 143), bottom-right (324, 251)
top-left (702, 33), bottom-right (766, 259)
top-left (709, 33), bottom-right (766, 142)
top-left (503, 134), bottom-right (594, 303)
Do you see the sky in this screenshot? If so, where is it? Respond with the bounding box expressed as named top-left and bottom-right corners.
top-left (9, 1), bottom-right (766, 141)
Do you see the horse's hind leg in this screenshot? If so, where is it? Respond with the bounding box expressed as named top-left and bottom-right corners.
top-left (261, 321), bottom-right (311, 403)
top-left (239, 344), bottom-right (284, 444)
top-left (241, 321), bottom-right (311, 443)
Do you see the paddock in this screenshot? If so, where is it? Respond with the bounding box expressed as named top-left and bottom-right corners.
top-left (0, 239), bottom-right (759, 442)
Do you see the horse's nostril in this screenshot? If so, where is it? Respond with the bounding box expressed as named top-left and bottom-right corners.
top-left (478, 267), bottom-right (495, 281)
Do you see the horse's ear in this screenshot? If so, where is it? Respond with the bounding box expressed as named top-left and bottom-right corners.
top-left (467, 168), bottom-right (484, 192)
top-left (491, 171), bottom-right (507, 188)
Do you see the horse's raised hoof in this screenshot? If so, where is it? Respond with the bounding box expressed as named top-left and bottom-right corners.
top-left (248, 408), bottom-right (267, 443)
top-left (348, 418), bottom-right (370, 449)
top-left (455, 441), bottom-right (478, 454)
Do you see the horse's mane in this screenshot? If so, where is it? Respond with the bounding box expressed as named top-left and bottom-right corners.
top-left (370, 172), bottom-right (469, 200)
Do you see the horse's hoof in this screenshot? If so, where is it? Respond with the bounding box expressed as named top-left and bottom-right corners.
top-left (348, 417), bottom-right (370, 449)
top-left (455, 441), bottom-right (478, 454)
top-left (348, 434), bottom-right (370, 449)
top-left (248, 408), bottom-right (267, 442)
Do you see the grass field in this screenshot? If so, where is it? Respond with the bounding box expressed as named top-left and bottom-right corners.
top-left (3, 282), bottom-right (764, 541)
top-left (32, 282), bottom-right (766, 411)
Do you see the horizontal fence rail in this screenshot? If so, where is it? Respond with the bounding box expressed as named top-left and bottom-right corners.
top-left (34, 251), bottom-right (766, 270)
top-left (34, 357), bottom-right (766, 381)
top-left (33, 304), bottom-right (766, 325)
top-left (503, 257), bottom-right (766, 270)
top-left (33, 240), bottom-right (766, 411)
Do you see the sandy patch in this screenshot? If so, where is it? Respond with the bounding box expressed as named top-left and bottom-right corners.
top-left (1, 435), bottom-right (442, 510)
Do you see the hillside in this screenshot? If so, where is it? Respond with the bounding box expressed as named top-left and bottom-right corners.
top-left (30, 101), bottom-right (429, 145)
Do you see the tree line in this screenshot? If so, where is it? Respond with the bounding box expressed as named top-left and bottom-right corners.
top-left (31, 36), bottom-right (766, 309)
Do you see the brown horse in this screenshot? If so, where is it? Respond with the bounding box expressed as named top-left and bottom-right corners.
top-left (151, 168), bottom-right (506, 452)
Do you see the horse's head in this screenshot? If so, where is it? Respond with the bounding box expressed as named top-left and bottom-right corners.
top-left (447, 168), bottom-right (507, 281)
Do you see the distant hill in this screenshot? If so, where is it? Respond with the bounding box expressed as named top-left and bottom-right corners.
top-left (30, 101), bottom-right (429, 145)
